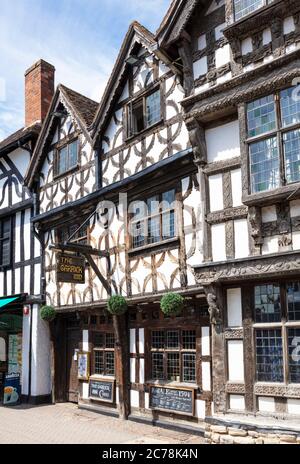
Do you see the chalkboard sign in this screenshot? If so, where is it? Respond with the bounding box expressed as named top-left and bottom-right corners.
top-left (150, 385), bottom-right (194, 416)
top-left (89, 379), bottom-right (115, 403)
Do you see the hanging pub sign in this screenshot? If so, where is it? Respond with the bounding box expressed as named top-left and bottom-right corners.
top-left (3, 373), bottom-right (21, 406)
top-left (149, 385), bottom-right (194, 416)
top-left (56, 253), bottom-right (85, 284)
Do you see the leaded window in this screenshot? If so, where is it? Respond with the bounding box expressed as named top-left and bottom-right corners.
top-left (56, 139), bottom-right (78, 176)
top-left (0, 218), bottom-right (11, 267)
top-left (93, 332), bottom-right (115, 376)
top-left (254, 282), bottom-right (300, 384)
top-left (234, 0), bottom-right (266, 21)
top-left (128, 89), bottom-right (161, 137)
top-left (130, 189), bottom-right (176, 249)
top-left (247, 86), bottom-right (300, 193)
top-left (151, 329), bottom-right (196, 383)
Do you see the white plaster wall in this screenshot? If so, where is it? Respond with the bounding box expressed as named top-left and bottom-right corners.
top-left (201, 327), bottom-right (210, 356)
top-left (229, 395), bottom-right (245, 411)
top-left (30, 304), bottom-right (51, 397)
top-left (234, 219), bottom-right (249, 259)
top-left (9, 148), bottom-right (30, 179)
top-left (198, 34), bottom-right (207, 50)
top-left (287, 399), bottom-right (300, 415)
top-left (262, 236), bottom-right (278, 255)
top-left (24, 265), bottom-right (31, 295)
top-left (227, 288), bottom-right (243, 327)
top-left (6, 270), bottom-right (12, 296)
top-left (211, 223), bottom-right (226, 262)
top-left (196, 399), bottom-right (206, 419)
top-left (15, 212), bottom-right (21, 263)
top-left (193, 57), bottom-right (208, 79)
top-left (82, 382), bottom-right (89, 400)
top-left (227, 340), bottom-right (244, 382)
top-left (290, 200), bottom-right (300, 218)
top-left (202, 362), bottom-right (211, 391)
top-left (130, 358), bottom-right (136, 383)
top-left (130, 329), bottom-right (136, 354)
top-left (241, 37), bottom-right (253, 55)
top-left (231, 169), bottom-right (242, 207)
top-left (24, 208), bottom-right (31, 261)
top-left (21, 311), bottom-right (31, 395)
top-left (206, 120), bottom-right (240, 163)
top-left (209, 174), bottom-right (223, 212)
top-left (258, 397), bottom-right (275, 413)
top-left (140, 359), bottom-right (145, 384)
top-left (215, 23), bottom-right (226, 41)
top-left (262, 206), bottom-right (277, 222)
top-left (139, 328), bottom-right (145, 354)
top-left (82, 330), bottom-right (89, 352)
top-left (215, 44), bottom-right (231, 68)
top-left (263, 28), bottom-right (272, 44)
top-left (283, 16), bottom-right (295, 35)
top-left (130, 390), bottom-right (139, 408)
top-left (292, 231), bottom-right (300, 250)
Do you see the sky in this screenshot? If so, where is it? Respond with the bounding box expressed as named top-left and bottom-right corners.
top-left (0, 0), bottom-right (171, 141)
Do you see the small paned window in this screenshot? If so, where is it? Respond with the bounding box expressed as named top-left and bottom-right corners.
top-left (128, 89), bottom-right (161, 137)
top-left (234, 0), bottom-right (265, 21)
top-left (0, 218), bottom-right (11, 267)
top-left (93, 332), bottom-right (115, 376)
top-left (57, 139), bottom-right (78, 176)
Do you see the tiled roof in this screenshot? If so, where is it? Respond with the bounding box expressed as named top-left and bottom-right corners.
top-left (0, 123), bottom-right (41, 154)
top-left (60, 85), bottom-right (98, 128)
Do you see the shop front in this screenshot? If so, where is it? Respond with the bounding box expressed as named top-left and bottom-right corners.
top-left (0, 296), bottom-right (24, 405)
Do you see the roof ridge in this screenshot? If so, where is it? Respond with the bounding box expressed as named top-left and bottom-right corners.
top-left (59, 84), bottom-right (98, 106)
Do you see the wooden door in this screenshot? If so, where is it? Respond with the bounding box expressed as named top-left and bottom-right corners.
top-left (66, 328), bottom-right (80, 403)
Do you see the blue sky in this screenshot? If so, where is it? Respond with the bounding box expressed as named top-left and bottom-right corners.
top-left (0, 0), bottom-right (170, 141)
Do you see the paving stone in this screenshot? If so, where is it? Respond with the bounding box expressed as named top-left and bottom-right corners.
top-left (233, 436), bottom-right (255, 445)
top-left (211, 425), bottom-right (227, 434)
top-left (278, 434), bottom-right (296, 443)
top-left (228, 427), bottom-right (248, 437)
top-left (220, 435), bottom-right (234, 444)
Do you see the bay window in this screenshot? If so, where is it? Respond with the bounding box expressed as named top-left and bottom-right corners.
top-left (254, 282), bottom-right (300, 384)
top-left (247, 86), bottom-right (300, 194)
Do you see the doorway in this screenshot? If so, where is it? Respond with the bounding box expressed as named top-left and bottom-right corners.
top-left (66, 328), bottom-right (80, 403)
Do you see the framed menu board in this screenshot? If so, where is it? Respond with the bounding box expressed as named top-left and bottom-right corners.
top-left (89, 378), bottom-right (115, 403)
top-left (77, 352), bottom-right (90, 381)
top-left (149, 385), bottom-right (195, 416)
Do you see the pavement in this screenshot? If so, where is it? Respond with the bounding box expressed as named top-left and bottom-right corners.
top-left (0, 403), bottom-right (205, 444)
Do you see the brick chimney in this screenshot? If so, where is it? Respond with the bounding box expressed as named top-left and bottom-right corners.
top-left (25, 59), bottom-right (55, 127)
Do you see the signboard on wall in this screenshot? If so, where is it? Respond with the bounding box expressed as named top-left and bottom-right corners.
top-left (56, 253), bottom-right (85, 284)
top-left (3, 373), bottom-right (21, 406)
top-left (77, 352), bottom-right (90, 381)
top-left (89, 379), bottom-right (115, 403)
top-left (149, 386), bottom-right (194, 416)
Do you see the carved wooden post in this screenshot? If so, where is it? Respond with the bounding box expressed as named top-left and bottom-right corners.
top-left (178, 35), bottom-right (194, 97)
top-left (204, 284), bottom-right (227, 414)
top-left (113, 312), bottom-right (130, 420)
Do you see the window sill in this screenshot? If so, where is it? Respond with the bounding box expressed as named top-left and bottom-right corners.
top-left (128, 237), bottom-right (179, 256)
top-left (125, 119), bottom-right (164, 143)
top-left (146, 380), bottom-right (199, 390)
top-left (89, 375), bottom-right (115, 381)
top-left (243, 182), bottom-right (300, 207)
top-left (53, 165), bottom-right (79, 181)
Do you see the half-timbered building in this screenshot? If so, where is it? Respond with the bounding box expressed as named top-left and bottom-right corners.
top-left (0, 59), bottom-right (55, 404)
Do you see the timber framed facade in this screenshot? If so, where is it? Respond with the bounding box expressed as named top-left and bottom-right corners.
top-left (17, 0), bottom-right (300, 439)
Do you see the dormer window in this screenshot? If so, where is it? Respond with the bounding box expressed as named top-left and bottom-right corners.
top-left (56, 139), bottom-right (78, 176)
top-left (234, 0), bottom-right (267, 21)
top-left (127, 89), bottom-right (161, 137)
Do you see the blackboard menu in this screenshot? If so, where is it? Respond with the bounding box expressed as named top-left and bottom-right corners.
top-left (150, 386), bottom-right (194, 416)
top-left (89, 379), bottom-right (115, 403)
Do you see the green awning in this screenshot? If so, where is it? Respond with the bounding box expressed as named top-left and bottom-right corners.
top-left (0, 297), bottom-right (20, 309)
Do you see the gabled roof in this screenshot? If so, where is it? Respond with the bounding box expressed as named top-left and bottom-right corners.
top-left (25, 84), bottom-right (98, 188)
top-left (156, 0), bottom-right (203, 47)
top-left (91, 21), bottom-right (157, 141)
top-left (0, 123), bottom-right (41, 156)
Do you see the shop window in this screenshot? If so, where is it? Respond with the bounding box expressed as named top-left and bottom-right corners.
top-left (151, 329), bottom-right (196, 383)
top-left (92, 332), bottom-right (115, 377)
top-left (0, 218), bottom-right (12, 267)
top-left (247, 86), bottom-right (300, 193)
top-left (127, 89), bottom-right (161, 137)
top-left (254, 282), bottom-right (300, 384)
top-left (0, 337), bottom-right (6, 362)
top-left (233, 0), bottom-right (267, 21)
top-left (56, 139), bottom-right (78, 176)
top-left (130, 189), bottom-right (176, 249)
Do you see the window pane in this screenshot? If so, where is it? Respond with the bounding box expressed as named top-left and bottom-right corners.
top-left (146, 90), bottom-right (160, 128)
top-left (256, 329), bottom-right (283, 382)
top-left (234, 0), bottom-right (264, 21)
top-left (152, 331), bottom-right (165, 349)
top-left (2, 238), bottom-right (10, 266)
top-left (167, 353), bottom-right (180, 381)
top-left (68, 140), bottom-right (78, 169)
top-left (105, 352), bottom-right (115, 376)
top-left (147, 196), bottom-right (159, 215)
top-left (249, 137), bottom-right (279, 193)
top-left (94, 351), bottom-right (104, 375)
top-left (148, 216), bottom-right (160, 244)
top-left (2, 219), bottom-right (10, 237)
top-left (283, 129), bottom-right (300, 184)
top-left (280, 87), bottom-right (300, 127)
top-left (132, 220), bottom-right (145, 248)
top-left (162, 211), bottom-right (175, 240)
top-left (254, 284), bottom-right (281, 323)
top-left (105, 333), bottom-right (115, 349)
top-left (288, 329), bottom-right (300, 383)
top-left (152, 353), bottom-right (164, 379)
top-left (182, 330), bottom-right (196, 350)
top-left (287, 282), bottom-right (300, 322)
top-left (94, 333), bottom-right (104, 348)
top-left (182, 353), bottom-right (196, 383)
top-left (247, 95), bottom-right (276, 138)
top-left (58, 146), bottom-right (67, 174)
top-left (132, 100), bottom-right (144, 134)
top-left (166, 331), bottom-right (179, 349)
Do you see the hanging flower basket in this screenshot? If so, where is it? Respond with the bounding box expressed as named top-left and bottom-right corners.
top-left (40, 305), bottom-right (56, 322)
top-left (160, 293), bottom-right (184, 317)
top-left (107, 295), bottom-right (128, 316)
